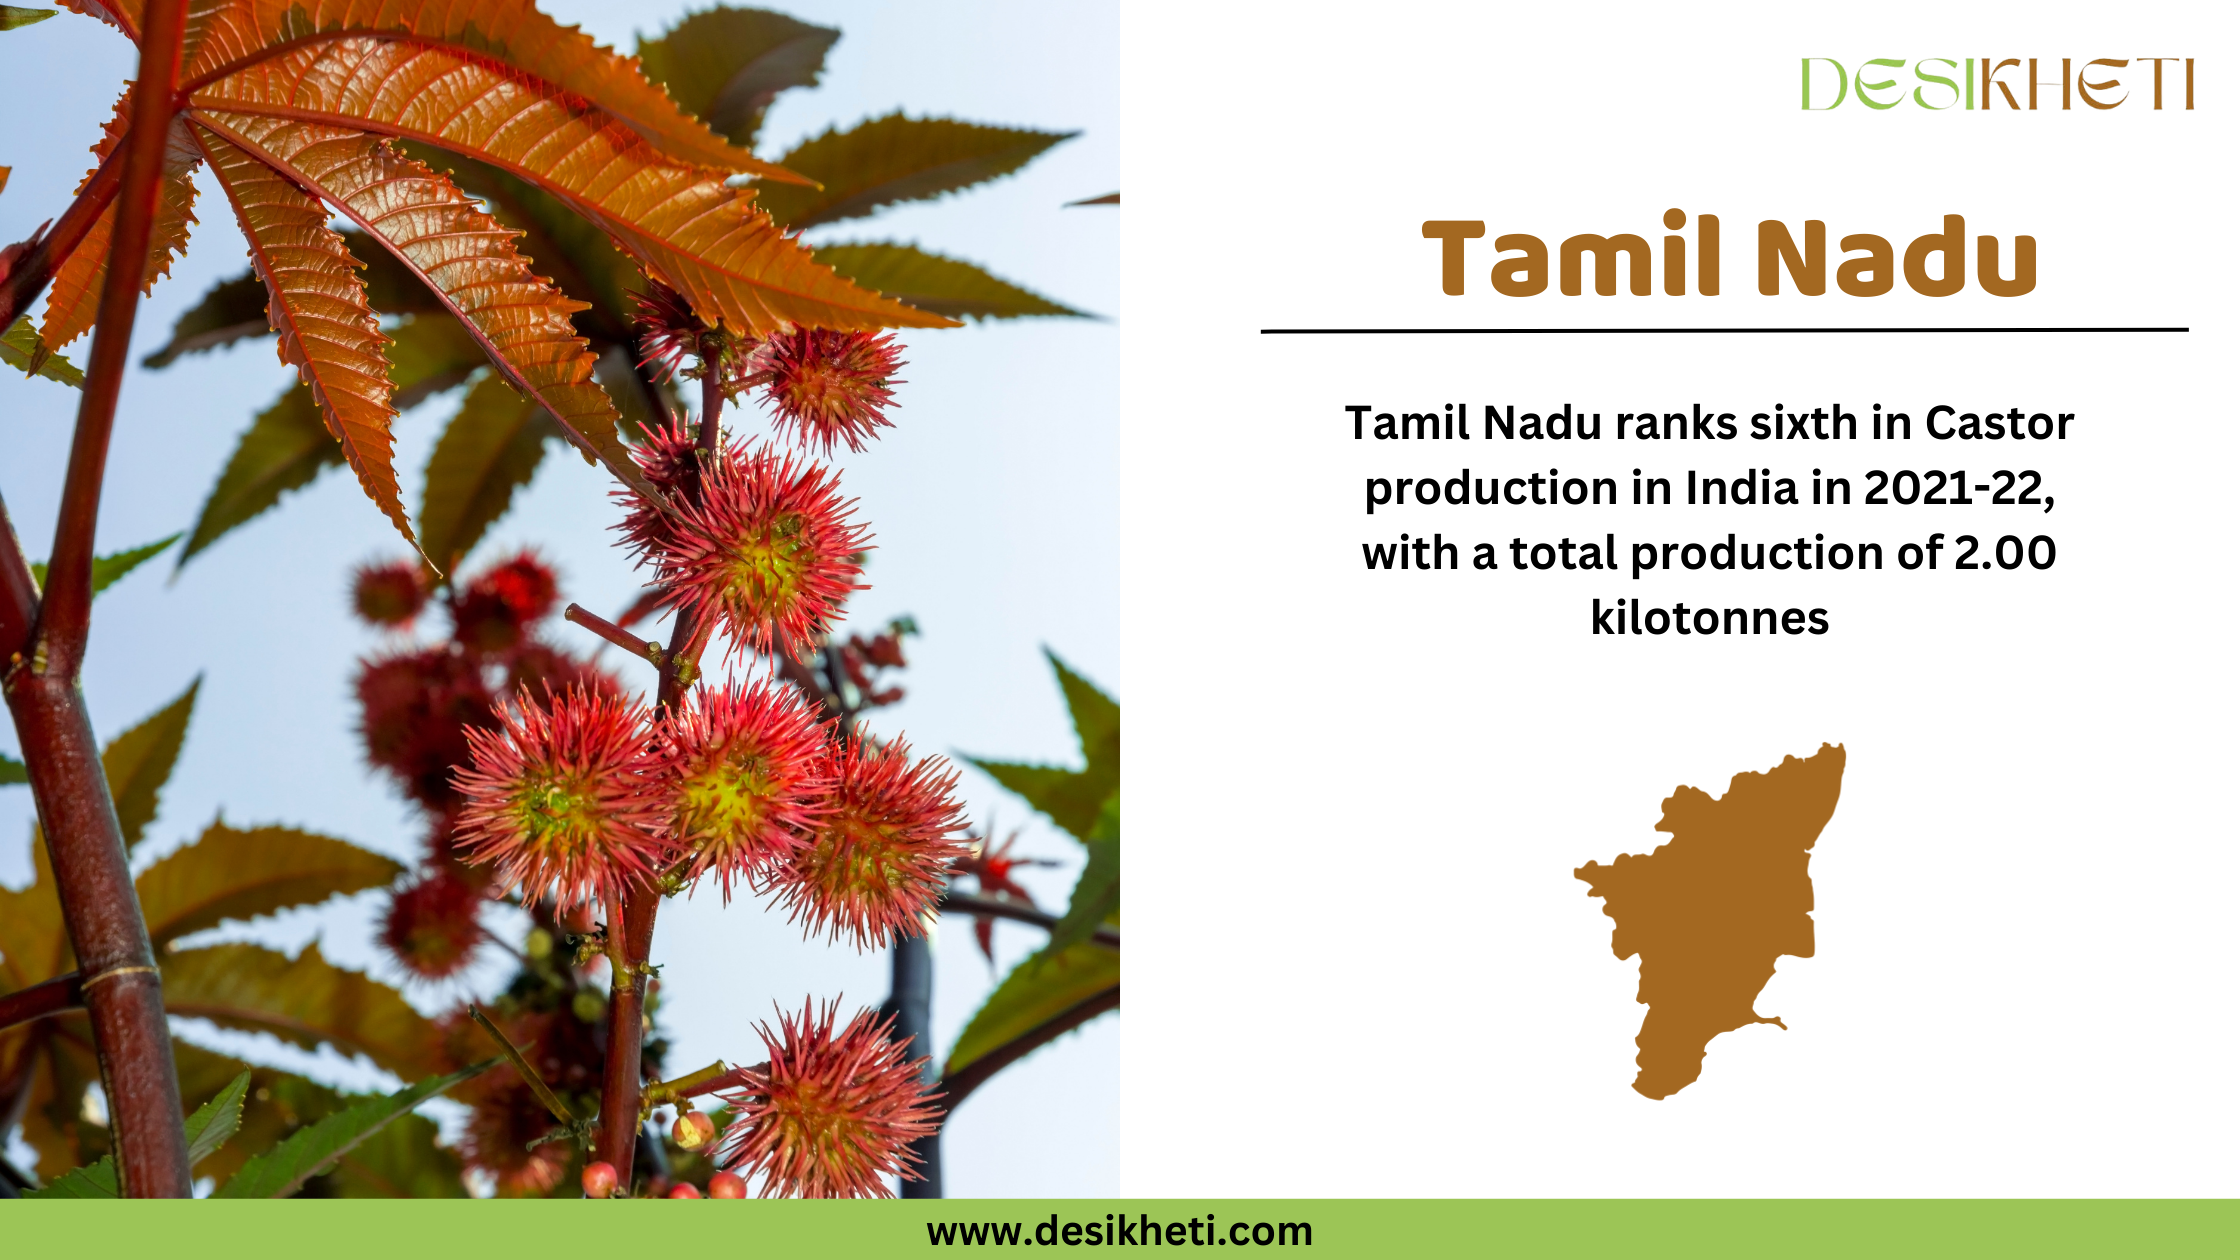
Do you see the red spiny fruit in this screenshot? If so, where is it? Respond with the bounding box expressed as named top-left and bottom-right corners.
top-left (659, 680), bottom-right (827, 899)
top-left (379, 869), bottom-right (485, 980)
top-left (355, 647), bottom-right (499, 811)
top-left (652, 447), bottom-right (868, 656)
top-left (776, 735), bottom-right (968, 950)
top-left (506, 643), bottom-right (624, 706)
top-left (453, 688), bottom-right (671, 913)
top-left (459, 1074), bottom-right (571, 1196)
top-left (615, 419), bottom-right (708, 563)
top-left (352, 558), bottom-right (428, 628)
top-left (454, 551), bottom-right (560, 655)
top-left (746, 327), bottom-right (905, 453)
top-left (716, 1000), bottom-right (940, 1198)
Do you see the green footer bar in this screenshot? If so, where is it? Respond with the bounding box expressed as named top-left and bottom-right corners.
top-left (4, 1200), bottom-right (2230, 1258)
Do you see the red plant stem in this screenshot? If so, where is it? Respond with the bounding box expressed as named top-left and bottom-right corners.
top-left (940, 890), bottom-right (1121, 950)
top-left (0, 150), bottom-right (125, 335)
top-left (3, 0), bottom-right (195, 1200)
top-left (0, 490), bottom-right (39, 662)
top-left (563, 602), bottom-right (657, 662)
top-left (594, 364), bottom-right (727, 1180)
top-left (0, 972), bottom-right (85, 1034)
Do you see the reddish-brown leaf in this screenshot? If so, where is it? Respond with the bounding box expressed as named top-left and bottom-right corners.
top-left (187, 109), bottom-right (646, 495)
top-left (40, 94), bottom-right (201, 349)
top-left (170, 0), bottom-right (801, 177)
top-left (188, 37), bottom-right (957, 336)
top-left (192, 123), bottom-right (411, 547)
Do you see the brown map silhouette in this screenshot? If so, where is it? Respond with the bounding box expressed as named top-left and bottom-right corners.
top-left (1575, 744), bottom-right (1846, 1099)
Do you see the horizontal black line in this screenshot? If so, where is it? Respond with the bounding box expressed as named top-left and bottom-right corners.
top-left (1260, 326), bottom-right (2188, 335)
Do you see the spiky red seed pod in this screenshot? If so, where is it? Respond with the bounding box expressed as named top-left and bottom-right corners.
top-left (459, 1075), bottom-right (572, 1196)
top-left (613, 419), bottom-right (707, 563)
top-left (672, 1109), bottom-right (716, 1150)
top-left (505, 643), bottom-right (624, 706)
top-left (652, 447), bottom-right (868, 656)
top-left (453, 688), bottom-right (672, 913)
top-left (776, 735), bottom-right (968, 950)
top-left (582, 1161), bottom-right (620, 1199)
top-left (351, 559), bottom-right (428, 628)
top-left (749, 327), bottom-right (905, 453)
top-left (708, 1171), bottom-right (746, 1198)
top-left (668, 1182), bottom-right (703, 1199)
top-left (379, 869), bottom-right (485, 980)
top-left (453, 551), bottom-right (561, 655)
top-left (355, 647), bottom-right (498, 811)
top-left (658, 680), bottom-right (827, 899)
top-left (717, 1000), bottom-right (940, 1199)
top-left (632, 280), bottom-right (713, 384)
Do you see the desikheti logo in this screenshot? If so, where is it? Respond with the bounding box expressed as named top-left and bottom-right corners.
top-left (1801, 58), bottom-right (2193, 110)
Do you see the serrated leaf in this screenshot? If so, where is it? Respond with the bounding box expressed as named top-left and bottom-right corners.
top-left (759, 115), bottom-right (1076, 230)
top-left (403, 150), bottom-right (639, 343)
top-left (28, 533), bottom-right (181, 597)
top-left (1, 749), bottom-right (25, 784)
top-left (187, 111), bottom-right (645, 497)
top-left (386, 313), bottom-right (490, 411)
top-left (102, 677), bottom-right (198, 854)
top-left (812, 242), bottom-right (1089, 321)
top-left (2, 315), bottom-right (83, 386)
top-left (188, 50), bottom-right (952, 338)
top-left (968, 652), bottom-right (1119, 844)
top-left (142, 272), bottom-right (267, 367)
top-left (40, 98), bottom-right (201, 349)
top-left (137, 820), bottom-right (404, 947)
top-left (176, 0), bottom-right (793, 177)
top-left (2, 6), bottom-right (58, 30)
top-left (194, 125), bottom-right (411, 550)
top-left (1045, 795), bottom-right (1118, 958)
top-left (315, 1107), bottom-right (468, 1197)
top-left (0, 839), bottom-right (66, 991)
top-left (160, 942), bottom-right (445, 1080)
top-left (178, 385), bottom-right (343, 568)
top-left (213, 1059), bottom-right (495, 1199)
top-left (418, 373), bottom-right (554, 575)
top-left (944, 939), bottom-right (1118, 1080)
top-left (21, 1068), bottom-right (252, 1198)
top-left (636, 7), bottom-right (839, 150)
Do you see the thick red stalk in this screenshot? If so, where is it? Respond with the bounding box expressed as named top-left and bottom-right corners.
top-left (594, 366), bottom-right (727, 1180)
top-left (0, 972), bottom-right (85, 1034)
top-left (940, 985), bottom-right (1120, 1114)
top-left (3, 0), bottom-right (195, 1199)
top-left (0, 151), bottom-right (125, 335)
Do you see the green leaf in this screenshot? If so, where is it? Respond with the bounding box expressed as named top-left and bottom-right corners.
top-left (386, 313), bottom-right (489, 410)
top-left (636, 7), bottom-right (839, 150)
top-left (967, 651), bottom-right (1119, 844)
top-left (21, 1069), bottom-right (252, 1199)
top-left (759, 114), bottom-right (1077, 230)
top-left (0, 837), bottom-right (65, 990)
top-left (28, 533), bottom-right (181, 596)
top-left (136, 820), bottom-right (405, 947)
top-left (1044, 795), bottom-right (1118, 958)
top-left (214, 1060), bottom-right (495, 1199)
top-left (417, 372), bottom-right (554, 574)
top-left (141, 271), bottom-right (268, 367)
top-left (0, 749), bottom-right (24, 785)
top-left (161, 942), bottom-right (446, 1080)
top-left (178, 385), bottom-right (344, 568)
top-left (1, 7), bottom-right (56, 32)
top-left (311, 1108), bottom-right (469, 1198)
top-left (812, 242), bottom-right (1089, 321)
top-left (944, 938), bottom-right (1118, 1080)
top-left (2, 314), bottom-right (83, 386)
top-left (102, 677), bottom-right (199, 854)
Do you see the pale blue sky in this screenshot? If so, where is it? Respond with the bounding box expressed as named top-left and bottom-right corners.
top-left (0, 1), bottom-right (1116, 1196)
